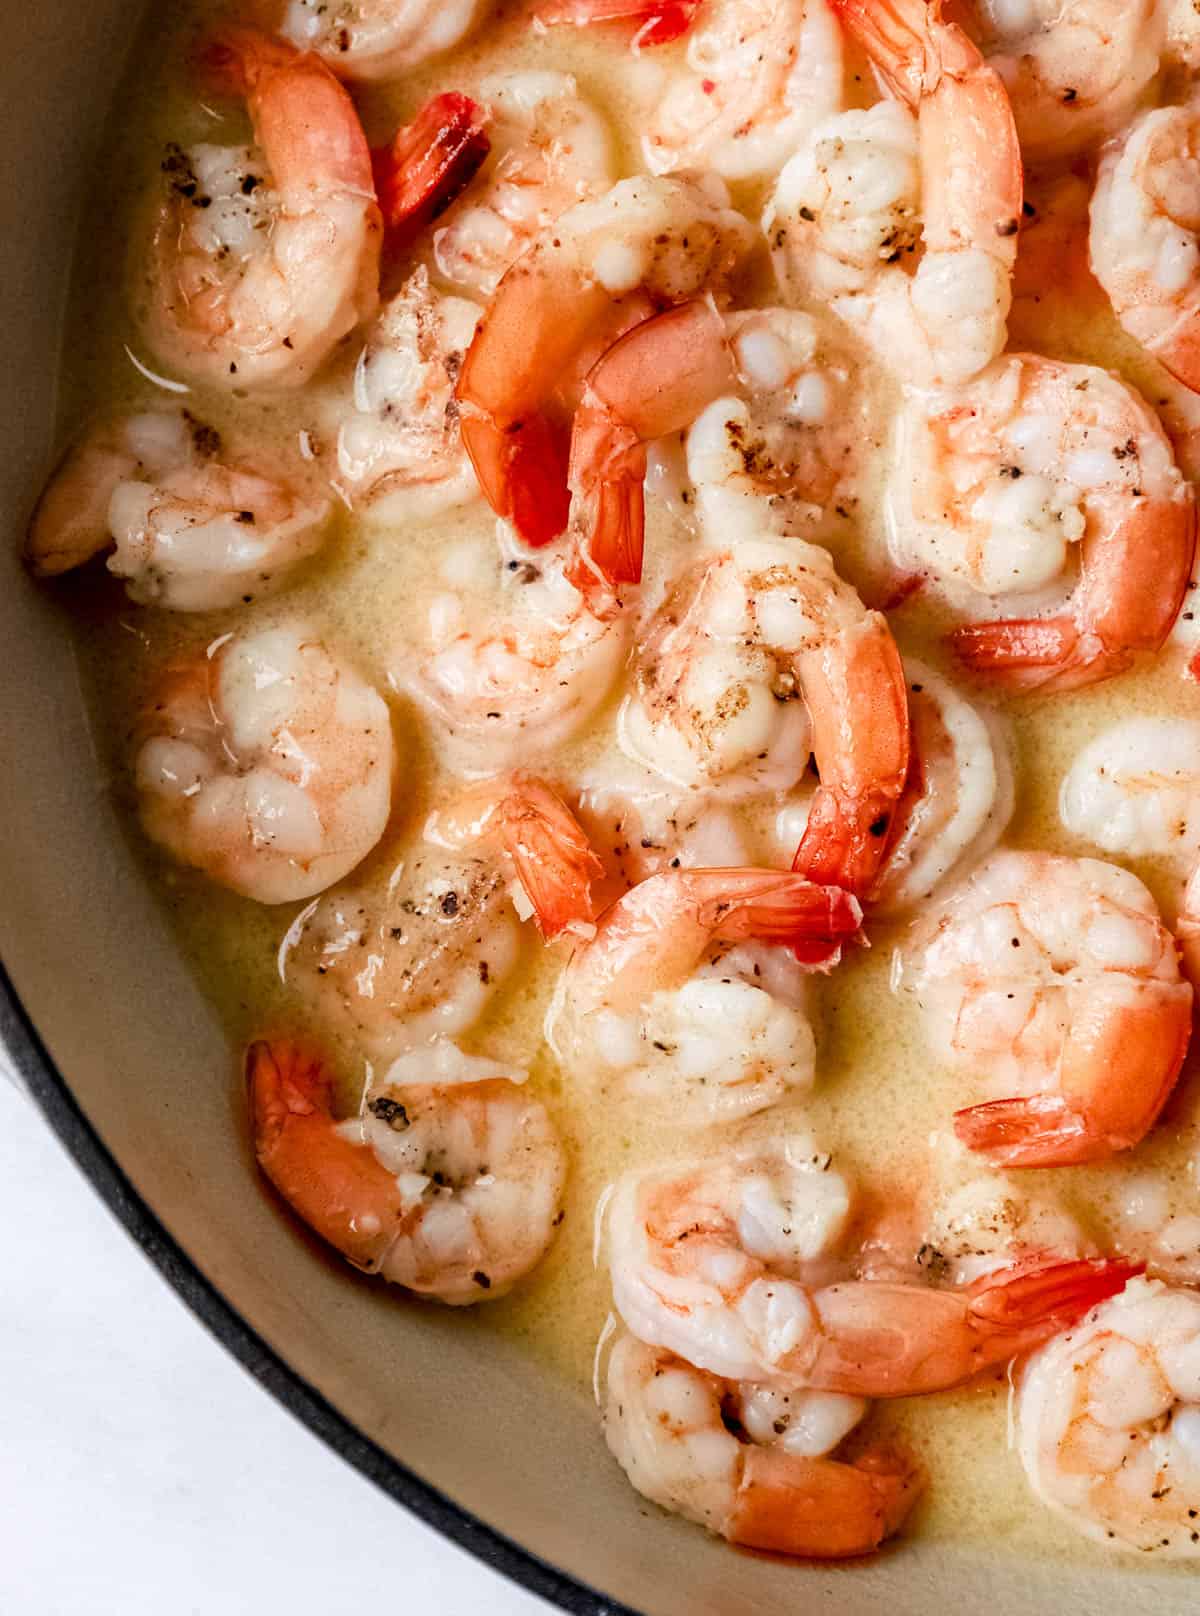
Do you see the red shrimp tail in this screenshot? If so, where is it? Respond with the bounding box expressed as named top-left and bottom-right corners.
top-left (1187, 646), bottom-right (1200, 686)
top-left (565, 404), bottom-right (647, 608)
top-left (953, 1094), bottom-right (1106, 1168)
top-left (729, 1446), bottom-right (923, 1559)
top-left (830, 0), bottom-right (946, 106)
top-left (705, 874), bottom-right (863, 949)
top-left (460, 412), bottom-right (571, 548)
top-left (533, 0), bottom-right (699, 45)
top-left (372, 93), bottom-right (491, 253)
top-left (792, 791), bottom-right (897, 898)
top-left (246, 1039), bottom-right (332, 1150)
top-left (967, 1256), bottom-right (1144, 1344)
top-left (949, 616), bottom-right (1127, 693)
top-left (498, 782), bottom-right (604, 939)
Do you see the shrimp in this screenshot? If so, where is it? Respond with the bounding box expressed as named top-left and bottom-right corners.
top-left (891, 354), bottom-right (1195, 689)
top-left (399, 551), bottom-right (630, 774)
top-left (641, 0), bottom-right (846, 182)
top-left (1016, 1276), bottom-right (1200, 1557)
top-left (433, 72), bottom-right (615, 301)
top-left (331, 267), bottom-right (483, 521)
top-left (280, 851), bottom-right (522, 1057)
top-left (870, 661), bottom-right (1013, 917)
top-left (423, 771), bottom-right (604, 939)
top-left (906, 850), bottom-right (1193, 1167)
top-left (1090, 96), bottom-right (1200, 397)
top-left (26, 411), bottom-right (330, 610)
top-left (575, 760), bottom-right (753, 895)
top-left (546, 868), bottom-right (862, 1123)
top-left (455, 173), bottom-right (755, 551)
top-left (247, 1038), bottom-right (565, 1305)
top-left (619, 536), bottom-right (909, 896)
top-left (1167, 0), bottom-right (1200, 76)
top-left (765, 0), bottom-right (1022, 389)
top-left (606, 1134), bottom-right (1137, 1391)
top-left (955, 0), bottom-right (1163, 164)
top-left (604, 1331), bottom-right (922, 1558)
top-left (135, 624), bottom-right (393, 903)
top-left (141, 29), bottom-right (381, 391)
top-left (277, 0), bottom-right (484, 80)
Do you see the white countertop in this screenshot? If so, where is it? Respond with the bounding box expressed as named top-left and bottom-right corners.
top-left (0, 1078), bottom-right (551, 1615)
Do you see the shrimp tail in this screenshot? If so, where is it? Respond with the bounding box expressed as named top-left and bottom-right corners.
top-left (954, 1092), bottom-right (1175, 1167)
top-left (533, 0), bottom-right (699, 45)
top-left (459, 412), bottom-right (572, 549)
top-left (728, 1446), bottom-right (923, 1559)
top-left (967, 1256), bottom-right (1144, 1350)
top-left (696, 870), bottom-right (863, 947)
top-left (372, 93), bottom-right (491, 253)
top-left (949, 617), bottom-right (1126, 692)
top-left (246, 1039), bottom-right (402, 1273)
top-left (496, 779), bottom-right (605, 939)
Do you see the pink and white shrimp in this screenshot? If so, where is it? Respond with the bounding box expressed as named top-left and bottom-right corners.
top-left (277, 0), bottom-right (485, 79)
top-left (906, 850), bottom-right (1193, 1168)
top-left (248, 1038), bottom-right (565, 1305)
top-left (141, 29), bottom-right (381, 390)
top-left (27, 411), bottom-right (330, 610)
top-left (546, 868), bottom-right (861, 1123)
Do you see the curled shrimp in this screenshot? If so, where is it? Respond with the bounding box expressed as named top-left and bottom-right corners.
top-left (433, 72), bottom-right (616, 301)
top-left (141, 29), bottom-right (381, 390)
top-left (136, 624), bottom-right (393, 903)
top-left (277, 0), bottom-right (484, 79)
top-left (906, 850), bottom-right (1193, 1167)
top-left (1016, 1276), bottom-right (1200, 1557)
top-left (546, 868), bottom-right (861, 1123)
top-left (604, 1331), bottom-right (922, 1558)
top-left (454, 173), bottom-right (754, 550)
top-left (894, 354), bottom-right (1196, 690)
top-left (248, 1038), bottom-right (565, 1305)
top-left (1090, 96), bottom-right (1200, 397)
top-left (607, 1135), bottom-right (1137, 1392)
top-left (641, 0), bottom-right (846, 182)
top-left (765, 0), bottom-right (1022, 389)
top-left (399, 551), bottom-right (630, 774)
top-left (330, 267), bottom-right (482, 522)
top-left (26, 411), bottom-right (330, 610)
top-left (619, 536), bottom-right (909, 896)
top-left (956, 0), bottom-right (1164, 164)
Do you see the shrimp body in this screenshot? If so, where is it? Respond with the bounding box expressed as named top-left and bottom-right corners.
top-left (1090, 98), bottom-right (1200, 396)
top-left (1016, 1277), bottom-right (1200, 1556)
top-left (908, 850), bottom-right (1193, 1167)
top-left (547, 869), bottom-right (860, 1123)
top-left (333, 268), bottom-right (482, 521)
top-left (136, 624), bottom-right (393, 903)
top-left (142, 31), bottom-right (381, 390)
top-left (642, 0), bottom-right (845, 182)
top-left (279, 0), bottom-right (484, 79)
top-left (607, 1138), bottom-right (1135, 1392)
top-left (961, 0), bottom-right (1163, 164)
top-left (766, 0), bottom-right (1022, 388)
top-left (401, 553), bottom-right (630, 774)
top-left (248, 1039), bottom-right (565, 1305)
top-left (604, 1332), bottom-right (922, 1558)
top-left (434, 72), bottom-right (615, 300)
top-left (27, 410), bottom-right (331, 610)
top-left (621, 536), bottom-right (909, 895)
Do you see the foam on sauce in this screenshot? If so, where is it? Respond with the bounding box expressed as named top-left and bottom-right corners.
top-left (51, 0), bottom-right (1200, 1566)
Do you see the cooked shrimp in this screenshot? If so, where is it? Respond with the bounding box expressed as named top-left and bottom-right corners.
top-left (141, 29), bottom-right (380, 390)
top-left (280, 851), bottom-right (522, 1056)
top-left (765, 0), bottom-right (1022, 388)
top-left (893, 354), bottom-right (1195, 689)
top-left (399, 551), bottom-right (630, 774)
top-left (136, 624), bottom-right (393, 903)
top-left (248, 1038), bottom-right (565, 1304)
top-left (641, 0), bottom-right (845, 182)
top-left (455, 173), bottom-right (754, 551)
top-left (1090, 97), bottom-right (1200, 396)
top-left (956, 0), bottom-right (1163, 164)
top-left (619, 536), bottom-right (909, 895)
top-left (547, 868), bottom-right (861, 1123)
top-left (424, 771), bottom-right (603, 939)
top-left (576, 760), bottom-right (752, 895)
top-left (871, 661), bottom-right (1013, 917)
top-left (604, 1332), bottom-right (922, 1558)
top-left (1167, 0), bottom-right (1200, 75)
top-left (906, 850), bottom-right (1193, 1167)
top-left (607, 1135), bottom-right (1136, 1391)
top-left (433, 72), bottom-right (615, 300)
top-left (27, 411), bottom-right (330, 610)
top-left (1016, 1276), bottom-right (1200, 1556)
top-left (278, 0), bottom-right (484, 79)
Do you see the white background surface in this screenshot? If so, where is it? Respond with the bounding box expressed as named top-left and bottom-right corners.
top-left (0, 1077), bottom-right (551, 1615)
